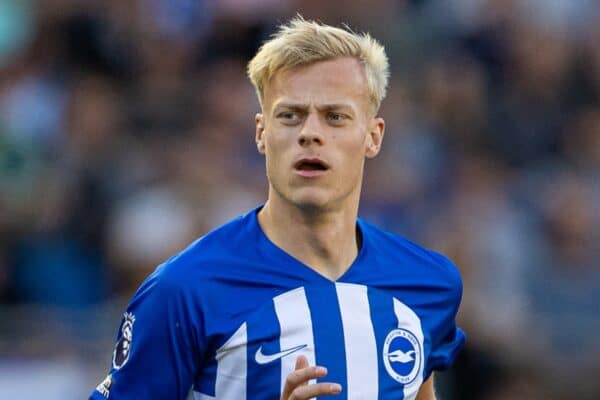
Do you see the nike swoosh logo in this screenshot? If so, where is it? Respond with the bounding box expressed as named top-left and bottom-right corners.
top-left (255, 344), bottom-right (307, 364)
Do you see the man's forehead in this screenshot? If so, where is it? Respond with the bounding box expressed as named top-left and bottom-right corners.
top-left (272, 58), bottom-right (367, 88)
top-left (264, 57), bottom-right (370, 110)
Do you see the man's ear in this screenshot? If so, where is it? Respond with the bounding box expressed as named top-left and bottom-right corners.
top-left (255, 113), bottom-right (266, 154)
top-left (365, 117), bottom-right (385, 158)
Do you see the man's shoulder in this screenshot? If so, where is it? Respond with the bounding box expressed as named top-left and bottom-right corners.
top-left (188, 209), bottom-right (257, 256)
top-left (359, 219), bottom-right (461, 286)
top-left (151, 208), bottom-right (259, 283)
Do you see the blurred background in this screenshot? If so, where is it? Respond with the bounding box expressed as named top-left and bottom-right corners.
top-left (0, 0), bottom-right (598, 398)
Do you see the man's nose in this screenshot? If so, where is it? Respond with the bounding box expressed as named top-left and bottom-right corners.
top-left (298, 113), bottom-right (324, 146)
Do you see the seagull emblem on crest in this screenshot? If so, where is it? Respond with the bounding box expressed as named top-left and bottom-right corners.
top-left (387, 349), bottom-right (416, 363)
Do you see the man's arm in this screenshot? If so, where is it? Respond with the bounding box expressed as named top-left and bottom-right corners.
top-left (89, 268), bottom-right (201, 400)
top-left (415, 376), bottom-right (436, 400)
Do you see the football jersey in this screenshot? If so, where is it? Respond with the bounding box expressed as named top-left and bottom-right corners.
top-left (90, 207), bottom-right (465, 400)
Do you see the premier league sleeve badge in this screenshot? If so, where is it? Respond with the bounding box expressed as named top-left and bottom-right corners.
top-left (112, 312), bottom-right (136, 370)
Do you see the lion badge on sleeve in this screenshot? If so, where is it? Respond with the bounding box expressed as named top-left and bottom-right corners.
top-left (112, 312), bottom-right (136, 370)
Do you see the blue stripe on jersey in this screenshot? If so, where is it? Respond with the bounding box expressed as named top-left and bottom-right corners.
top-left (421, 324), bottom-right (432, 384)
top-left (304, 284), bottom-right (348, 400)
top-left (194, 361), bottom-right (217, 397)
top-left (246, 298), bottom-right (282, 399)
top-left (368, 287), bottom-right (405, 400)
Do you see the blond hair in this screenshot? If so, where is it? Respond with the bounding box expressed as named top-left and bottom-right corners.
top-left (247, 16), bottom-right (389, 113)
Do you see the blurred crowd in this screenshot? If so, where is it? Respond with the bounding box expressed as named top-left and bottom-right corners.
top-left (0, 0), bottom-right (598, 399)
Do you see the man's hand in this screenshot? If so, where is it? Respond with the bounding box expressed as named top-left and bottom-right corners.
top-left (415, 376), bottom-right (436, 400)
top-left (280, 355), bottom-right (342, 399)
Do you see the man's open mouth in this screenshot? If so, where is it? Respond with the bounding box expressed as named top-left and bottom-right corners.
top-left (294, 159), bottom-right (329, 171)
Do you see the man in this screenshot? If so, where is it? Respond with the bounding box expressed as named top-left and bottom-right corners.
top-left (91, 17), bottom-right (465, 400)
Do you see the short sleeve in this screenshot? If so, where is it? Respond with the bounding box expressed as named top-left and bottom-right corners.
top-left (90, 263), bottom-right (205, 400)
top-left (424, 253), bottom-right (466, 377)
top-left (427, 325), bottom-right (466, 373)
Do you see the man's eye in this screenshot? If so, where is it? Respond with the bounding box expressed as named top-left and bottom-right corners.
top-left (278, 112), bottom-right (300, 121)
top-left (327, 113), bottom-right (346, 122)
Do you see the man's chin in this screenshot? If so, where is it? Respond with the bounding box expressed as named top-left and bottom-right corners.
top-left (296, 201), bottom-right (327, 213)
top-left (292, 196), bottom-right (335, 213)
top-left (271, 185), bottom-right (337, 213)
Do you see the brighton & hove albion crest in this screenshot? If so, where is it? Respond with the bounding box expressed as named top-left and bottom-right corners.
top-left (383, 328), bottom-right (422, 385)
top-left (112, 312), bottom-right (135, 369)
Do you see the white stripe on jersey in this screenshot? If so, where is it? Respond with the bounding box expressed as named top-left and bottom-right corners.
top-left (214, 322), bottom-right (248, 400)
top-left (192, 392), bottom-right (215, 400)
top-left (336, 283), bottom-right (379, 399)
top-left (273, 287), bottom-right (316, 394)
top-left (393, 299), bottom-right (425, 400)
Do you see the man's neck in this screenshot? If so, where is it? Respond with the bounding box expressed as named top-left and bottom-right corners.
top-left (258, 197), bottom-right (360, 281)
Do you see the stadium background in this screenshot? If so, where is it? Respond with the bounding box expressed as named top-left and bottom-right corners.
top-left (0, 0), bottom-right (598, 398)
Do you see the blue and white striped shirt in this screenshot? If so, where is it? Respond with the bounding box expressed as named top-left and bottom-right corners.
top-left (91, 207), bottom-right (465, 400)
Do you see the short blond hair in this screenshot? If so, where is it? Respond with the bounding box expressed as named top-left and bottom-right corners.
top-left (247, 16), bottom-right (389, 113)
